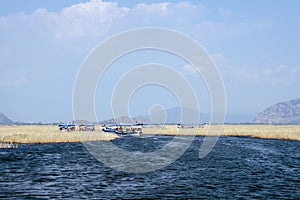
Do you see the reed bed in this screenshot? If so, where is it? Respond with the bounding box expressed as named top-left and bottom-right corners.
top-left (1, 125), bottom-right (299, 144)
top-left (0, 125), bottom-right (117, 144)
top-left (143, 125), bottom-right (300, 140)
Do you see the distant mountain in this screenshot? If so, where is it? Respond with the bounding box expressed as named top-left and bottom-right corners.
top-left (150, 107), bottom-right (201, 124)
top-left (156, 107), bottom-right (255, 124)
top-left (100, 116), bottom-right (151, 125)
top-left (99, 107), bottom-right (255, 124)
top-left (0, 113), bottom-right (14, 125)
top-left (254, 98), bottom-right (300, 124)
top-left (225, 113), bottom-right (257, 124)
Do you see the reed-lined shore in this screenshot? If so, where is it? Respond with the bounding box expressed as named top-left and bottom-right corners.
top-left (0, 125), bottom-right (117, 145)
top-left (143, 124), bottom-right (300, 140)
top-left (0, 124), bottom-right (299, 146)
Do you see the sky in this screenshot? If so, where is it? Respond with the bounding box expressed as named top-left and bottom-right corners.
top-left (0, 0), bottom-right (300, 122)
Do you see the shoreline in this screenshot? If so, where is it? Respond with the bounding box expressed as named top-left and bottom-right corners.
top-left (0, 125), bottom-right (118, 145)
top-left (0, 125), bottom-right (299, 146)
top-left (142, 124), bottom-right (300, 140)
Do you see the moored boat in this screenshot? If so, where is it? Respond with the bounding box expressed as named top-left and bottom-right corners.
top-left (102, 125), bottom-right (142, 135)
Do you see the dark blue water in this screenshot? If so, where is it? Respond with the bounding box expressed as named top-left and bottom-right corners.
top-left (1, 136), bottom-right (299, 199)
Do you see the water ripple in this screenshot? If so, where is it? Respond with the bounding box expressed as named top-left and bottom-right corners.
top-left (0, 137), bottom-right (299, 199)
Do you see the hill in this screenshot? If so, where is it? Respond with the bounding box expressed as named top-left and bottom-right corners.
top-left (0, 113), bottom-right (14, 125)
top-left (253, 98), bottom-right (300, 124)
top-left (100, 115), bottom-right (151, 125)
top-left (99, 107), bottom-right (255, 124)
top-left (152, 107), bottom-right (255, 124)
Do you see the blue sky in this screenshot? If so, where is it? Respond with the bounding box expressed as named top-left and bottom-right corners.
top-left (0, 0), bottom-right (299, 122)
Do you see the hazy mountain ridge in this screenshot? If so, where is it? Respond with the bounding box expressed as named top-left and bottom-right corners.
top-left (0, 113), bottom-right (14, 125)
top-left (100, 115), bottom-right (151, 125)
top-left (1, 107), bottom-right (257, 125)
top-left (99, 107), bottom-right (256, 124)
top-left (254, 98), bottom-right (300, 124)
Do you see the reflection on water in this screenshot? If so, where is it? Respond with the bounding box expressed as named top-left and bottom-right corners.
top-left (0, 136), bottom-right (299, 199)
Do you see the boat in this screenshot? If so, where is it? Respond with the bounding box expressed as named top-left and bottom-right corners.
top-left (58, 123), bottom-right (75, 131)
top-left (102, 126), bottom-right (117, 133)
top-left (102, 125), bottom-right (142, 136)
top-left (79, 124), bottom-right (95, 131)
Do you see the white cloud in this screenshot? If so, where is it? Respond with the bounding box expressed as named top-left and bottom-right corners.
top-left (196, 20), bottom-right (268, 39)
top-left (0, 47), bottom-right (10, 58)
top-left (58, 0), bottom-right (129, 38)
top-left (29, 0), bottom-right (130, 40)
top-left (0, 0), bottom-right (207, 42)
top-left (133, 2), bottom-right (170, 15)
top-left (0, 78), bottom-right (29, 87)
top-left (0, 0), bottom-right (266, 44)
top-left (218, 6), bottom-right (233, 17)
top-left (291, 65), bottom-right (300, 73)
top-left (1, 0), bottom-right (293, 121)
top-left (180, 53), bottom-right (228, 77)
top-left (0, 16), bottom-right (8, 30)
top-left (181, 64), bottom-right (198, 76)
top-left (209, 53), bottom-right (227, 65)
top-left (220, 64), bottom-right (300, 85)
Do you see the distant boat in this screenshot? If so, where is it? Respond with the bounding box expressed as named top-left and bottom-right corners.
top-left (102, 125), bottom-right (142, 136)
top-left (102, 126), bottom-right (117, 133)
top-left (58, 123), bottom-right (75, 131)
top-left (78, 124), bottom-right (95, 131)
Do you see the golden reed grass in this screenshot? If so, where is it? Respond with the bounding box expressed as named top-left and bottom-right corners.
top-left (1, 125), bottom-right (299, 145)
top-left (143, 125), bottom-right (300, 140)
top-left (0, 125), bottom-right (117, 144)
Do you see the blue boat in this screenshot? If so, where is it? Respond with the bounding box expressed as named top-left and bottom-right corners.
top-left (102, 127), bottom-right (117, 133)
top-left (58, 123), bottom-right (75, 131)
top-left (102, 125), bottom-right (142, 135)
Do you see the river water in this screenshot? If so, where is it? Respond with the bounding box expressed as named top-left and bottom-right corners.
top-left (1, 136), bottom-right (299, 199)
